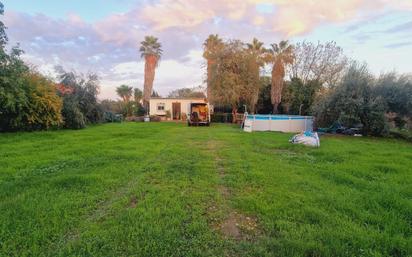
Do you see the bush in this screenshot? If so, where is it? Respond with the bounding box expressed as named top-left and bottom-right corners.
top-left (125, 116), bottom-right (143, 122)
top-left (57, 69), bottom-right (104, 128)
top-left (389, 129), bottom-right (412, 142)
top-left (313, 62), bottom-right (388, 136)
top-left (61, 97), bottom-right (86, 129)
top-left (0, 66), bottom-right (63, 131)
top-left (24, 73), bottom-right (63, 130)
top-left (211, 113), bottom-right (233, 123)
top-left (104, 112), bottom-right (122, 123)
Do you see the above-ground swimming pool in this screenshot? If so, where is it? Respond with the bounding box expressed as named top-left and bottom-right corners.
top-left (244, 114), bottom-right (313, 133)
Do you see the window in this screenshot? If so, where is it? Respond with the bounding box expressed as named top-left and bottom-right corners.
top-left (157, 103), bottom-right (165, 111)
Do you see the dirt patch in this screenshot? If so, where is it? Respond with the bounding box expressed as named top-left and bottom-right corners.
top-left (129, 195), bottom-right (138, 208)
top-left (218, 185), bottom-right (231, 198)
top-left (219, 212), bottom-right (259, 240)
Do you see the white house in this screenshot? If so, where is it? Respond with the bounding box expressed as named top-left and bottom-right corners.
top-left (149, 97), bottom-right (207, 120)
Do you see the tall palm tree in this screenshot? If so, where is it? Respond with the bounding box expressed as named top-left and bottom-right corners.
top-left (267, 40), bottom-right (294, 114)
top-left (140, 36), bottom-right (162, 112)
top-left (116, 85), bottom-right (133, 103)
top-left (203, 34), bottom-right (223, 103)
top-left (246, 38), bottom-right (266, 113)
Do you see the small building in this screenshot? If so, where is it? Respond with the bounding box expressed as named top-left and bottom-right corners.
top-left (149, 97), bottom-right (207, 120)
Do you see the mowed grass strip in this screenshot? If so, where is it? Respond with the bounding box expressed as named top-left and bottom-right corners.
top-left (0, 123), bottom-right (411, 257)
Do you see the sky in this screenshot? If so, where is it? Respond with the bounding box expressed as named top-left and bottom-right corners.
top-left (2, 0), bottom-right (412, 100)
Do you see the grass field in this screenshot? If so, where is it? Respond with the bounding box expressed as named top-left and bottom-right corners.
top-left (0, 123), bottom-right (411, 257)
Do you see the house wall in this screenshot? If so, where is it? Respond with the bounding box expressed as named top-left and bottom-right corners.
top-left (149, 98), bottom-right (207, 120)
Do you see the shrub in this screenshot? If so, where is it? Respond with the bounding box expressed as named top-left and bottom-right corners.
top-left (125, 116), bottom-right (143, 122)
top-left (104, 112), bottom-right (122, 123)
top-left (24, 73), bottom-right (63, 130)
top-left (313, 62), bottom-right (388, 136)
top-left (57, 69), bottom-right (104, 128)
top-left (61, 97), bottom-right (86, 129)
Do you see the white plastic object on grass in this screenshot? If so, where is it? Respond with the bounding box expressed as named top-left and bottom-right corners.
top-left (290, 131), bottom-right (320, 147)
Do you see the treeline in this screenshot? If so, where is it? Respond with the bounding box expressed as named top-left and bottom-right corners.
top-left (204, 35), bottom-right (412, 135)
top-left (0, 4), bottom-right (113, 132)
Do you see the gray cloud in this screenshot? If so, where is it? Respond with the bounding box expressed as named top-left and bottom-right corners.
top-left (385, 20), bottom-right (412, 33)
top-left (384, 41), bottom-right (412, 49)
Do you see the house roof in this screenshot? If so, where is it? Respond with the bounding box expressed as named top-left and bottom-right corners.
top-left (150, 97), bottom-right (207, 100)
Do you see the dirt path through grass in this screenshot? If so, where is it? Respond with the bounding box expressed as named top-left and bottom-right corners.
top-left (1, 123), bottom-right (411, 256)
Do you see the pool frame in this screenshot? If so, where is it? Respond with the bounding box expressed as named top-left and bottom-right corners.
top-left (244, 114), bottom-right (313, 132)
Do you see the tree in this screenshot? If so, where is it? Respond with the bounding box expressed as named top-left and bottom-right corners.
top-left (207, 38), bottom-right (266, 120)
top-left (0, 3), bottom-right (62, 131)
top-left (291, 41), bottom-right (348, 87)
top-left (267, 41), bottom-right (294, 114)
top-left (116, 85), bottom-right (133, 103)
top-left (244, 38), bottom-right (266, 113)
top-left (0, 1), bottom-right (7, 49)
top-left (168, 87), bottom-right (205, 98)
top-left (374, 73), bottom-right (412, 128)
top-left (256, 76), bottom-right (272, 114)
top-left (209, 40), bottom-right (250, 122)
top-left (313, 62), bottom-right (388, 136)
top-left (134, 88), bottom-right (143, 103)
top-left (56, 68), bottom-right (103, 128)
top-left (203, 34), bottom-right (223, 104)
top-left (281, 78), bottom-right (322, 115)
top-left (140, 36), bottom-right (162, 112)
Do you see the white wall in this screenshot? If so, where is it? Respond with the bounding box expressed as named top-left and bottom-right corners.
top-left (149, 98), bottom-right (206, 119)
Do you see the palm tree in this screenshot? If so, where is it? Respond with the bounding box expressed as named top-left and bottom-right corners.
top-left (203, 34), bottom-right (223, 104)
top-left (116, 85), bottom-right (133, 103)
top-left (246, 38), bottom-right (266, 113)
top-left (140, 36), bottom-right (162, 112)
top-left (267, 41), bottom-right (294, 114)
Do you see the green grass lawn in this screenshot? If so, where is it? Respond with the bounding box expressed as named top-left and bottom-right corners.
top-left (0, 123), bottom-right (411, 257)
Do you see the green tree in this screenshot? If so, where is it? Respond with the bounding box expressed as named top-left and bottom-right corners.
top-left (57, 68), bottom-right (103, 128)
top-left (266, 41), bottom-right (294, 114)
top-left (313, 62), bottom-right (388, 136)
top-left (134, 88), bottom-right (143, 103)
top-left (168, 87), bottom-right (205, 98)
top-left (374, 73), bottom-right (412, 128)
top-left (140, 36), bottom-right (162, 111)
top-left (244, 38), bottom-right (266, 113)
top-left (281, 78), bottom-right (322, 115)
top-left (203, 34), bottom-right (224, 103)
top-left (116, 85), bottom-right (133, 103)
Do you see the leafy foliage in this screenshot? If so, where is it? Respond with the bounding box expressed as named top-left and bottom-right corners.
top-left (61, 97), bottom-right (86, 129)
top-left (0, 5), bottom-right (62, 131)
top-left (207, 39), bottom-right (266, 118)
top-left (374, 73), bottom-right (412, 128)
top-left (313, 62), bottom-right (388, 136)
top-left (291, 41), bottom-right (348, 87)
top-left (168, 87), bottom-right (205, 98)
top-left (57, 68), bottom-right (103, 129)
top-left (116, 85), bottom-right (133, 102)
top-left (267, 40), bottom-right (294, 113)
top-left (281, 77), bottom-right (322, 115)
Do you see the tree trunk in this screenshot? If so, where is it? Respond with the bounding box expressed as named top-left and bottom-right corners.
top-left (271, 61), bottom-right (285, 115)
top-left (232, 107), bottom-right (238, 123)
top-left (272, 104), bottom-right (279, 114)
top-left (143, 54), bottom-right (158, 113)
top-left (206, 59), bottom-right (214, 103)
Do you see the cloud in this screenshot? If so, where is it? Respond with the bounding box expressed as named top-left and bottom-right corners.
top-left (384, 41), bottom-right (412, 49)
top-left (385, 20), bottom-right (412, 33)
top-left (3, 0), bottom-right (412, 99)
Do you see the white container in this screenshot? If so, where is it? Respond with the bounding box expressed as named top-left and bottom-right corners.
top-left (243, 120), bottom-right (253, 132)
top-left (144, 116), bottom-right (150, 122)
top-left (245, 115), bottom-right (313, 133)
